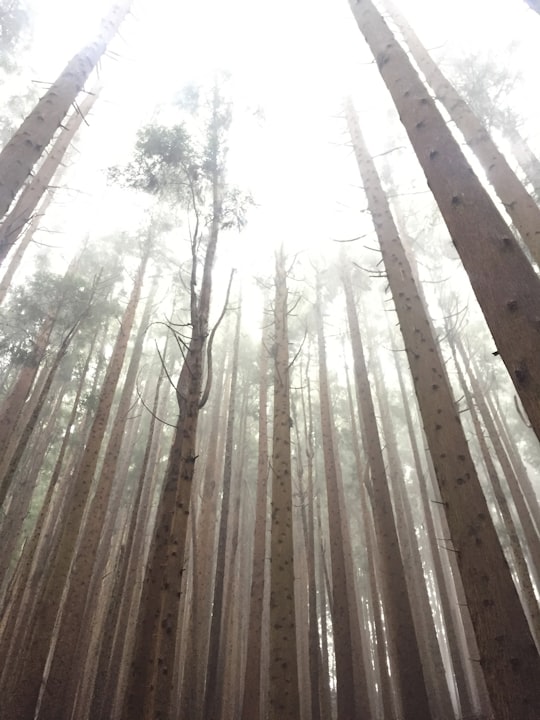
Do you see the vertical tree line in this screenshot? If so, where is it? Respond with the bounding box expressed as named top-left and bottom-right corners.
top-left (0, 1), bottom-right (538, 719)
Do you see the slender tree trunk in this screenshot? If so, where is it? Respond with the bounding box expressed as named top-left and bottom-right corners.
top-left (349, 0), bottom-right (540, 443)
top-left (120, 97), bottom-right (224, 719)
top-left (241, 300), bottom-right (270, 720)
top-left (37, 273), bottom-right (155, 720)
top-left (0, 249), bottom-right (148, 720)
top-left (0, 3), bottom-right (130, 221)
top-left (268, 246), bottom-right (301, 720)
top-left (390, 332), bottom-right (481, 720)
top-left (381, 0), bottom-right (540, 266)
top-left (448, 336), bottom-right (540, 647)
top-left (314, 277), bottom-right (371, 720)
top-left (341, 261), bottom-right (432, 720)
top-left (371, 347), bottom-right (456, 720)
top-left (0, 314), bottom-right (54, 506)
top-left (344, 89), bottom-right (540, 718)
top-left (0, 92), bottom-right (97, 264)
top-left (204, 299), bottom-right (242, 720)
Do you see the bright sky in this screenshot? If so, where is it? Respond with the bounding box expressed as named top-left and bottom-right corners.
top-left (13, 0), bottom-right (540, 289)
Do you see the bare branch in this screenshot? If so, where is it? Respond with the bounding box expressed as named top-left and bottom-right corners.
top-left (199, 268), bottom-right (236, 409)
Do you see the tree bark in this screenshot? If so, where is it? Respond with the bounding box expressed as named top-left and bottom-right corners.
top-left (344, 88), bottom-right (540, 719)
top-left (0, 3), bottom-right (130, 220)
top-left (349, 0), bottom-right (540, 444)
top-left (267, 246), bottom-right (301, 720)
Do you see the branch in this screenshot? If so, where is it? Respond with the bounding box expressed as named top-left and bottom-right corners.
top-left (199, 268), bottom-right (235, 409)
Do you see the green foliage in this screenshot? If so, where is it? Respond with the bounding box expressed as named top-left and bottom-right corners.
top-left (109, 124), bottom-right (199, 200)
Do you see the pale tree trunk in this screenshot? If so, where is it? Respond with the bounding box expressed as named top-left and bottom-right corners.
top-left (120, 93), bottom-right (225, 719)
top-left (296, 362), bottom-right (322, 720)
top-left (89, 342), bottom-right (171, 720)
top-left (0, 247), bottom-right (149, 720)
top-left (314, 277), bottom-right (372, 720)
top-left (204, 299), bottom-right (242, 720)
top-left (241, 299), bottom-right (270, 720)
top-left (37, 272), bottom-right (156, 720)
top-left (381, 0), bottom-right (540, 266)
top-left (467, 354), bottom-right (540, 557)
top-left (179, 354), bottom-right (227, 720)
top-left (341, 260), bottom-right (432, 720)
top-left (0, 3), bottom-right (130, 220)
top-left (0, 314), bottom-right (55, 506)
top-left (390, 331), bottom-right (482, 720)
top-left (0, 91), bottom-right (98, 265)
top-left (343, 360), bottom-right (395, 720)
top-left (371, 347), bottom-right (457, 720)
top-left (0, 191), bottom-right (52, 304)
top-left (448, 335), bottom-right (540, 647)
top-left (268, 246), bottom-right (301, 720)
top-left (504, 125), bottom-right (540, 194)
top-left (349, 0), bottom-right (540, 444)
top-left (344, 89), bottom-right (540, 718)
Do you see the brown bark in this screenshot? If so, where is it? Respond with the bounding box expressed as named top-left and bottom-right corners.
top-left (120, 93), bottom-right (224, 719)
top-left (267, 246), bottom-right (301, 720)
top-left (0, 249), bottom-right (148, 720)
top-left (241, 300), bottom-right (270, 720)
top-left (37, 271), bottom-right (155, 720)
top-left (0, 314), bottom-right (55, 506)
top-left (390, 332), bottom-right (482, 719)
top-left (350, 0), bottom-right (540, 444)
top-left (314, 277), bottom-right (371, 720)
top-left (344, 84), bottom-right (540, 718)
top-left (341, 261), bottom-right (431, 720)
top-left (204, 300), bottom-right (242, 720)
top-left (382, 0), bottom-right (540, 266)
top-left (0, 3), bottom-right (130, 221)
top-left (0, 92), bottom-right (97, 265)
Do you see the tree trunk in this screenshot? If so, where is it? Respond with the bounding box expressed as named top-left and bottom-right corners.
top-left (344, 88), bottom-right (540, 719)
top-left (120, 93), bottom-right (224, 719)
top-left (241, 299), bottom-right (270, 720)
top-left (0, 92), bottom-right (97, 264)
top-left (267, 246), bottom-right (301, 720)
top-left (349, 0), bottom-right (540, 444)
top-left (37, 272), bottom-right (155, 720)
top-left (204, 299), bottom-right (242, 720)
top-left (0, 248), bottom-right (148, 720)
top-left (341, 260), bottom-right (432, 720)
top-left (314, 276), bottom-right (371, 720)
top-left (381, 0), bottom-right (540, 266)
top-left (0, 3), bottom-right (130, 220)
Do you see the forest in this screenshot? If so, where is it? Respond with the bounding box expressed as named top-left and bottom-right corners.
top-left (0, 0), bottom-right (539, 719)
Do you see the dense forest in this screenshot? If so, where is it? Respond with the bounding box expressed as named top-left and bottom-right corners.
top-left (0, 0), bottom-right (539, 719)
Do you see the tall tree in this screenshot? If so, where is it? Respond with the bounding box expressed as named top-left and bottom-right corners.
top-left (341, 259), bottom-right (432, 720)
top-left (344, 94), bottom-right (540, 719)
top-left (0, 238), bottom-right (150, 720)
top-left (120, 86), bottom-right (236, 720)
top-left (0, 91), bottom-right (97, 266)
top-left (267, 246), bottom-right (301, 720)
top-left (381, 0), bottom-right (540, 266)
top-left (0, 1), bottom-right (130, 219)
top-left (241, 297), bottom-right (270, 720)
top-left (349, 0), bottom-right (540, 443)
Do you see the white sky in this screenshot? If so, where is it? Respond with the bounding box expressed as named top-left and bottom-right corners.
top-left (9, 0), bottom-right (540, 308)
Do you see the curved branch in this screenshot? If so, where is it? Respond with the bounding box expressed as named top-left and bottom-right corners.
top-left (199, 268), bottom-right (235, 409)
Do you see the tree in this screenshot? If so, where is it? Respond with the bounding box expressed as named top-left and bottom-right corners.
top-left (349, 0), bottom-right (540, 454)
top-left (0, 1), bottom-right (131, 219)
top-left (344, 93), bottom-right (540, 719)
top-left (267, 246), bottom-right (301, 720)
top-left (120, 85), bottom-right (239, 720)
